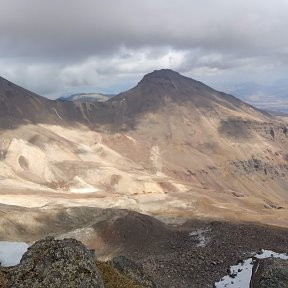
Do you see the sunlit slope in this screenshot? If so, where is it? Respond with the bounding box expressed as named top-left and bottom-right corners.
top-left (0, 70), bottom-right (287, 226)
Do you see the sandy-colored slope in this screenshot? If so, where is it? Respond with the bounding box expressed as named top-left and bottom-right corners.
top-left (0, 112), bottom-right (287, 228)
top-left (0, 70), bottom-right (287, 228)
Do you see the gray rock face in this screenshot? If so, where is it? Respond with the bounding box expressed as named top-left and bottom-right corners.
top-left (250, 258), bottom-right (288, 288)
top-left (6, 236), bottom-right (104, 288)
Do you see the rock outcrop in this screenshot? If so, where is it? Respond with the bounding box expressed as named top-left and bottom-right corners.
top-left (250, 258), bottom-right (288, 288)
top-left (6, 237), bottom-right (104, 288)
top-left (1, 236), bottom-right (155, 288)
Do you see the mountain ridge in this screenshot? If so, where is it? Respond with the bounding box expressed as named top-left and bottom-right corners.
top-left (0, 70), bottom-right (271, 130)
top-left (106, 69), bottom-right (270, 125)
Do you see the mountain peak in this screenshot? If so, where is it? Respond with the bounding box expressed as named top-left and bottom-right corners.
top-left (108, 69), bottom-right (266, 121)
top-left (140, 69), bottom-right (183, 84)
top-left (138, 69), bottom-right (204, 91)
top-left (144, 69), bottom-right (181, 78)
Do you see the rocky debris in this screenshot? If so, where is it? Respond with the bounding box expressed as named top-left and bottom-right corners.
top-left (123, 221), bottom-right (288, 288)
top-left (258, 123), bottom-right (288, 141)
top-left (111, 256), bottom-right (157, 288)
top-left (232, 157), bottom-right (266, 173)
top-left (250, 258), bottom-right (288, 288)
top-left (0, 236), bottom-right (154, 288)
top-left (220, 118), bottom-right (288, 143)
top-left (219, 118), bottom-right (253, 139)
top-left (231, 157), bottom-right (287, 177)
top-left (6, 236), bottom-right (104, 288)
top-left (0, 267), bottom-right (10, 287)
top-left (1, 213), bottom-right (288, 288)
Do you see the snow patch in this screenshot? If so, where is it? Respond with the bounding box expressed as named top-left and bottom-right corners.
top-left (69, 187), bottom-right (100, 193)
top-left (0, 241), bottom-right (29, 267)
top-left (189, 226), bottom-right (211, 247)
top-left (215, 249), bottom-right (288, 288)
top-left (257, 249), bottom-right (288, 260)
top-left (68, 176), bottom-right (100, 193)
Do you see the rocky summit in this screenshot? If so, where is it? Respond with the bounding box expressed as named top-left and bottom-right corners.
top-left (0, 236), bottom-right (158, 288)
top-left (5, 237), bottom-right (104, 288)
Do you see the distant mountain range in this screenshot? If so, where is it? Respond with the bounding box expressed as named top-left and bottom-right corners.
top-left (0, 69), bottom-right (269, 130)
top-left (58, 92), bottom-right (114, 103)
top-left (59, 78), bottom-right (288, 115)
top-left (227, 79), bottom-right (288, 114)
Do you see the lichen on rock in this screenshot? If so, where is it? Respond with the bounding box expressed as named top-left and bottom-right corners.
top-left (6, 236), bottom-right (104, 288)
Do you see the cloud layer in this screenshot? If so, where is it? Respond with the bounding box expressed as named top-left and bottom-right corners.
top-left (0, 0), bottom-right (288, 97)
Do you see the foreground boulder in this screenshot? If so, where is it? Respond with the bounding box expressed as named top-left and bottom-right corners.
top-left (6, 236), bottom-right (104, 288)
top-left (250, 258), bottom-right (288, 288)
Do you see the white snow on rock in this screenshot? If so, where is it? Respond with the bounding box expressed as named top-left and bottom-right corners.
top-left (215, 249), bottom-right (288, 288)
top-left (68, 176), bottom-right (101, 193)
top-left (256, 249), bottom-right (288, 260)
top-left (189, 226), bottom-right (211, 247)
top-left (0, 241), bottom-right (29, 267)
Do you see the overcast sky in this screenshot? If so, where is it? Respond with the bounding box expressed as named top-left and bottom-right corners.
top-left (0, 0), bottom-right (288, 98)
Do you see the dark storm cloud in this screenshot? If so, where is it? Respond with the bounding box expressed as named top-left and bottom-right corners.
top-left (1, 0), bottom-right (287, 58)
top-left (0, 0), bottom-right (288, 97)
